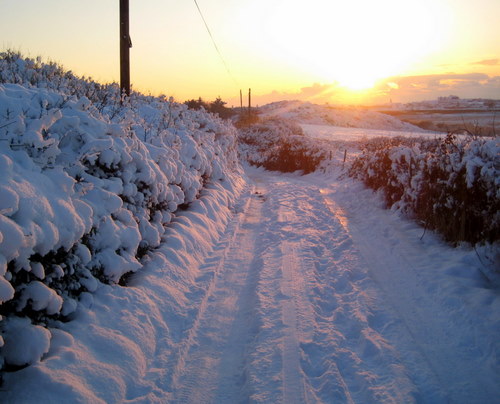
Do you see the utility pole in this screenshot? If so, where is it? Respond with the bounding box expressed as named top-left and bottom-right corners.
top-left (120, 0), bottom-right (132, 98)
top-left (240, 89), bottom-right (243, 112)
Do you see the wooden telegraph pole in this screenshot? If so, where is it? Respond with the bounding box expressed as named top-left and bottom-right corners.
top-left (120, 0), bottom-right (132, 98)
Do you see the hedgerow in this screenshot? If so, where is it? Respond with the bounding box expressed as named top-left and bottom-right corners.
top-left (349, 134), bottom-right (499, 245)
top-left (0, 52), bottom-right (241, 372)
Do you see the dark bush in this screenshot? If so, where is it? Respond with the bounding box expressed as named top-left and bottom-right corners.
top-left (238, 117), bottom-right (327, 174)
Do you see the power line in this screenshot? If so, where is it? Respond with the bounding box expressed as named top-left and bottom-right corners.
top-left (193, 0), bottom-right (239, 87)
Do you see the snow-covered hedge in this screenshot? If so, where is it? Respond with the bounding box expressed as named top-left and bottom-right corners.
top-left (349, 134), bottom-right (499, 245)
top-left (0, 50), bottom-right (123, 115)
top-left (0, 53), bottom-right (241, 372)
top-left (239, 117), bottom-right (327, 174)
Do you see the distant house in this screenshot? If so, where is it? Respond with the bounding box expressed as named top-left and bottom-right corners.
top-left (437, 95), bottom-right (460, 109)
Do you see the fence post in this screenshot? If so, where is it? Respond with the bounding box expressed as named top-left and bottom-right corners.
top-left (248, 88), bottom-right (251, 118)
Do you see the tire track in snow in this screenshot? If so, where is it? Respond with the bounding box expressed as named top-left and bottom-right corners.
top-left (168, 184), bottom-right (265, 403)
top-left (281, 241), bottom-right (308, 404)
top-left (291, 187), bottom-right (415, 404)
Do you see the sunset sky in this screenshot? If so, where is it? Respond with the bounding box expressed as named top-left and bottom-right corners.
top-left (1, 0), bottom-right (499, 106)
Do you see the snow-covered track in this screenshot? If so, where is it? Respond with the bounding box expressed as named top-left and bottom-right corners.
top-left (169, 169), bottom-right (421, 403)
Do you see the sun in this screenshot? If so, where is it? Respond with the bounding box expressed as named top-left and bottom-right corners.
top-left (331, 68), bottom-right (384, 91)
top-left (248, 0), bottom-right (451, 92)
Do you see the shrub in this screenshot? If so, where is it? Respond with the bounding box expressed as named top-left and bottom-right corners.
top-left (349, 134), bottom-right (499, 244)
top-left (238, 117), bottom-right (327, 174)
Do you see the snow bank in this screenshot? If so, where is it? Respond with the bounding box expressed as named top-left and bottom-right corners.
top-left (0, 175), bottom-right (248, 403)
top-left (0, 53), bottom-right (242, 371)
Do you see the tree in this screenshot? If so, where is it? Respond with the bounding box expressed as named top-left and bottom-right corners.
top-left (184, 96), bottom-right (235, 120)
top-left (184, 97), bottom-right (209, 111)
top-left (209, 96), bottom-right (234, 119)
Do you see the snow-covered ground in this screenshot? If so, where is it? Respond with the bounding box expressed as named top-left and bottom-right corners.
top-left (300, 123), bottom-right (440, 142)
top-left (2, 165), bottom-right (499, 403)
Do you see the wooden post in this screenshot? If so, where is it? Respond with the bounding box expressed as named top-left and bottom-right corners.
top-left (240, 89), bottom-right (243, 112)
top-left (248, 88), bottom-right (251, 118)
top-left (120, 0), bottom-right (132, 98)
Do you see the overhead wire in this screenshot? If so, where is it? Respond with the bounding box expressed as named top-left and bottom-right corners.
top-left (193, 0), bottom-right (239, 87)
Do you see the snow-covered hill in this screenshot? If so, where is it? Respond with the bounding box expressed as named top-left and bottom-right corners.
top-left (259, 100), bottom-right (426, 132)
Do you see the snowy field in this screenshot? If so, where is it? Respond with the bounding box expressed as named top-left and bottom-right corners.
top-left (390, 110), bottom-right (498, 132)
top-left (300, 123), bottom-right (441, 142)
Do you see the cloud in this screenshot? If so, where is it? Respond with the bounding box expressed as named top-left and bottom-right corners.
top-left (471, 58), bottom-right (499, 66)
top-left (232, 71), bottom-right (500, 107)
top-left (387, 73), bottom-right (489, 88)
top-left (375, 72), bottom-right (500, 102)
top-left (296, 83), bottom-right (336, 99)
top-left (247, 83), bottom-right (342, 106)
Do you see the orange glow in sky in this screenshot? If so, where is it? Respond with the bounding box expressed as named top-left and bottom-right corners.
top-left (0, 0), bottom-right (499, 105)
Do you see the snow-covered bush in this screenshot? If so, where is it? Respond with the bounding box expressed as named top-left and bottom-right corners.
top-left (0, 50), bottom-right (122, 114)
top-left (349, 134), bottom-right (499, 245)
top-left (239, 117), bottom-right (327, 174)
top-left (0, 53), bottom-right (241, 371)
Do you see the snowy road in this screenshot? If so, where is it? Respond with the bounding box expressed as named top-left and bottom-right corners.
top-left (165, 168), bottom-right (500, 403)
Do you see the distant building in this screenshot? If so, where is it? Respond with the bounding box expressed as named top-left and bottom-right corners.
top-left (395, 95), bottom-right (499, 111)
top-left (437, 95), bottom-right (460, 108)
